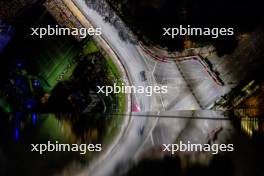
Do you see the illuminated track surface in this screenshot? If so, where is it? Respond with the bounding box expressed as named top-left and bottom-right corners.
top-left (62, 0), bottom-right (229, 176)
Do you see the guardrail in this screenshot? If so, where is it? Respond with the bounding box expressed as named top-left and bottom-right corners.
top-left (139, 42), bottom-right (224, 86)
